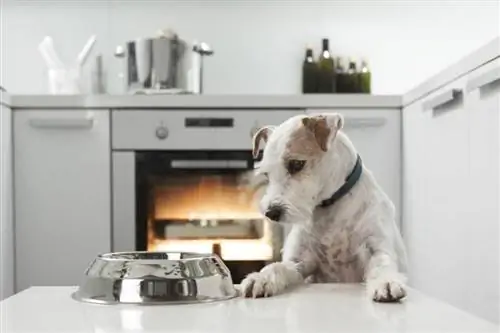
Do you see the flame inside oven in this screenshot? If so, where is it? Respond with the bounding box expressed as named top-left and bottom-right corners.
top-left (148, 173), bottom-right (274, 261)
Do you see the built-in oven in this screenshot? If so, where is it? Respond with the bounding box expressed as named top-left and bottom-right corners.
top-left (111, 109), bottom-right (303, 283)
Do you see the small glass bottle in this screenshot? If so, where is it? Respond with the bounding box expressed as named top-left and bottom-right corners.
top-left (334, 56), bottom-right (346, 93)
top-left (317, 38), bottom-right (336, 93)
top-left (359, 58), bottom-right (371, 94)
top-left (347, 57), bottom-right (358, 93)
top-left (302, 46), bottom-right (318, 94)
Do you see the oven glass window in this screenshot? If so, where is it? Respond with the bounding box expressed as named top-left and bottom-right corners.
top-left (136, 152), bottom-right (278, 265)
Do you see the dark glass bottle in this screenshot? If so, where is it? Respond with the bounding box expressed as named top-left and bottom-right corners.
top-left (317, 38), bottom-right (335, 93)
top-left (335, 56), bottom-right (347, 93)
top-left (359, 58), bottom-right (371, 94)
top-left (302, 47), bottom-right (318, 94)
top-left (346, 58), bottom-right (358, 93)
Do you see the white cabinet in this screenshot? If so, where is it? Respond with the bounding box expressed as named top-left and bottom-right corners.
top-left (306, 108), bottom-right (401, 229)
top-left (403, 61), bottom-right (500, 323)
top-left (464, 58), bottom-right (500, 323)
top-left (13, 110), bottom-right (111, 292)
top-left (0, 101), bottom-right (14, 300)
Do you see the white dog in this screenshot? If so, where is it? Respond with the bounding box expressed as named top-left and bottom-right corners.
top-left (241, 112), bottom-right (408, 302)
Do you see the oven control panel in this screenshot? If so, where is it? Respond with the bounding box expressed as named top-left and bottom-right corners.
top-left (112, 110), bottom-right (304, 150)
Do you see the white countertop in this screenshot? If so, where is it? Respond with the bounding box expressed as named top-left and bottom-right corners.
top-left (1, 284), bottom-right (497, 333)
top-left (10, 94), bottom-right (402, 110)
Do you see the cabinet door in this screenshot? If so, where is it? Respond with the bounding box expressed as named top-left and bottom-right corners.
top-left (14, 110), bottom-right (111, 291)
top-left (403, 76), bottom-right (477, 318)
top-left (464, 58), bottom-right (500, 323)
top-left (306, 108), bottom-right (401, 228)
top-left (0, 103), bottom-right (14, 300)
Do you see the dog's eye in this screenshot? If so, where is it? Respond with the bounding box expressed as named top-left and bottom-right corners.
top-left (287, 160), bottom-right (306, 175)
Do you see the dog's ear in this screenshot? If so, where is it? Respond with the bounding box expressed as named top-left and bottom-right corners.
top-left (301, 113), bottom-right (344, 152)
top-left (252, 126), bottom-right (274, 158)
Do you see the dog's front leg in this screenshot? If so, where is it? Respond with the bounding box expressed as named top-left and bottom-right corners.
top-left (365, 250), bottom-right (407, 302)
top-left (241, 225), bottom-right (316, 298)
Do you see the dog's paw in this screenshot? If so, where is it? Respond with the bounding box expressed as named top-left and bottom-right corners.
top-left (240, 262), bottom-right (302, 298)
top-left (368, 278), bottom-right (407, 303)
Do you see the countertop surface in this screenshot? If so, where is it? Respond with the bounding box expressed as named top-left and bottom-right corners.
top-left (1, 284), bottom-right (498, 333)
top-left (10, 94), bottom-right (402, 109)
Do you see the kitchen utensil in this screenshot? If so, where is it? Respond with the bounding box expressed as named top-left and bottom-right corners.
top-left (77, 35), bottom-right (96, 67)
top-left (115, 31), bottom-right (213, 94)
top-left (38, 36), bottom-right (64, 70)
top-left (47, 67), bottom-right (81, 94)
top-left (38, 35), bottom-right (97, 94)
top-left (71, 251), bottom-right (238, 305)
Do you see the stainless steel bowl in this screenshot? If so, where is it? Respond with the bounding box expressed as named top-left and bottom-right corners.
top-left (72, 251), bottom-right (238, 305)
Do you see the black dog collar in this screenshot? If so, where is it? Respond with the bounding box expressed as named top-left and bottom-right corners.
top-left (318, 154), bottom-right (363, 208)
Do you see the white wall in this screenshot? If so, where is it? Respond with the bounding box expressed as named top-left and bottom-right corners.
top-left (0, 95), bottom-right (14, 300)
top-left (1, 0), bottom-right (499, 95)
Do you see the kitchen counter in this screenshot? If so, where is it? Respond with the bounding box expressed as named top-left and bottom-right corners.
top-left (10, 94), bottom-right (402, 110)
top-left (1, 284), bottom-right (497, 333)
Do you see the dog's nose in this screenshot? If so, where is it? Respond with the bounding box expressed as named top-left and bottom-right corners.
top-left (265, 206), bottom-right (283, 222)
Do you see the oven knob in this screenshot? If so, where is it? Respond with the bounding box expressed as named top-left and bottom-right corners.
top-left (155, 126), bottom-right (169, 140)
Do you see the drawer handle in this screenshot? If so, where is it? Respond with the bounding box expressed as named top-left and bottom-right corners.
top-left (343, 117), bottom-right (386, 128)
top-left (422, 89), bottom-right (462, 111)
top-left (466, 67), bottom-right (500, 92)
top-left (29, 117), bottom-right (94, 129)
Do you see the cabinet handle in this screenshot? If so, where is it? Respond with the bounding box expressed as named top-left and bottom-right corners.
top-left (29, 117), bottom-right (94, 129)
top-left (343, 117), bottom-right (386, 128)
top-left (466, 67), bottom-right (500, 92)
top-left (422, 89), bottom-right (462, 111)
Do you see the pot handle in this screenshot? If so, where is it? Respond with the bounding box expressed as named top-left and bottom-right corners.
top-left (192, 42), bottom-right (214, 94)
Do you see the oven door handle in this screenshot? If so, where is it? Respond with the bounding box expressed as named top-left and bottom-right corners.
top-left (170, 160), bottom-right (249, 169)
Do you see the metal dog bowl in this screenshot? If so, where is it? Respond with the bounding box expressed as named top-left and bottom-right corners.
top-left (72, 251), bottom-right (238, 305)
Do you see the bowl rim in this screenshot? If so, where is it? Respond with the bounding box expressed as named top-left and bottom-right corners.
top-left (97, 251), bottom-right (216, 262)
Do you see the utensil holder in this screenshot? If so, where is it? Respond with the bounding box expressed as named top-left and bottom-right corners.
top-left (47, 67), bottom-right (82, 94)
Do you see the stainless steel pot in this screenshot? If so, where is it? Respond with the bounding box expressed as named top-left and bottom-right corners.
top-left (115, 35), bottom-right (213, 94)
top-left (72, 251), bottom-right (238, 305)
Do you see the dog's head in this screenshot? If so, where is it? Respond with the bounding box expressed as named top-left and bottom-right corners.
top-left (252, 113), bottom-right (344, 225)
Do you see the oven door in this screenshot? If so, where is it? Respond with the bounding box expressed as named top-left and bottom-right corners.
top-left (112, 150), bottom-right (280, 282)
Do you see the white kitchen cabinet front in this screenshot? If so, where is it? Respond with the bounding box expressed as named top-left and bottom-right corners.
top-left (403, 69), bottom-right (500, 324)
top-left (14, 110), bottom-right (111, 292)
top-left (1, 102), bottom-right (14, 300)
top-left (404, 76), bottom-right (471, 316)
top-left (463, 57), bottom-right (500, 323)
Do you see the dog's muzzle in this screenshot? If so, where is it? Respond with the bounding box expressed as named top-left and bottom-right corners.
top-left (265, 205), bottom-right (284, 222)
